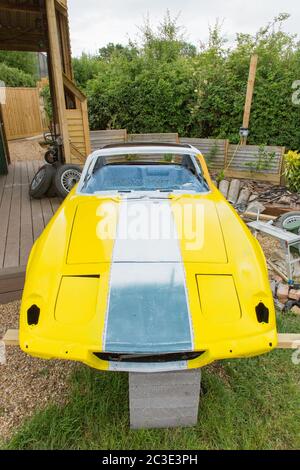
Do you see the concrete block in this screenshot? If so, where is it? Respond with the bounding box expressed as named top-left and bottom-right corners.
top-left (246, 201), bottom-right (266, 214)
top-left (237, 188), bottom-right (251, 206)
top-left (219, 180), bottom-right (230, 198)
top-left (227, 179), bottom-right (241, 204)
top-left (129, 370), bottom-right (201, 429)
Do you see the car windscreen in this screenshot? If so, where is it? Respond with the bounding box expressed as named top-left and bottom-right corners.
top-left (81, 164), bottom-right (207, 194)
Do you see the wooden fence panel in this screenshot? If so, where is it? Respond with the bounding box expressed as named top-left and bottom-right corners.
top-left (179, 137), bottom-right (227, 170)
top-left (2, 87), bottom-right (44, 140)
top-left (128, 133), bottom-right (179, 144)
top-left (90, 129), bottom-right (127, 151)
top-left (225, 144), bottom-right (285, 184)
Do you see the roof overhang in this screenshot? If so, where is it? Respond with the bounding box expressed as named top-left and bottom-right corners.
top-left (0, 1), bottom-right (48, 52)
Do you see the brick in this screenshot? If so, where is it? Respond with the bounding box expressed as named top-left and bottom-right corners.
top-left (291, 305), bottom-right (300, 315)
top-left (288, 289), bottom-right (300, 301)
top-left (277, 283), bottom-right (289, 303)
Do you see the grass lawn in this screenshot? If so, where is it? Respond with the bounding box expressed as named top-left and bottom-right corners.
top-left (2, 313), bottom-right (300, 450)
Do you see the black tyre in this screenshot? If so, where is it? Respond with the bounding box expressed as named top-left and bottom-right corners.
top-left (44, 149), bottom-right (58, 165)
top-left (53, 164), bottom-right (82, 198)
top-left (45, 162), bottom-right (62, 198)
top-left (46, 181), bottom-right (57, 198)
top-left (29, 164), bottom-right (56, 199)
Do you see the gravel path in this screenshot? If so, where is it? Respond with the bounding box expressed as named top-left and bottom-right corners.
top-left (0, 301), bottom-right (76, 443)
top-left (8, 137), bottom-right (45, 162)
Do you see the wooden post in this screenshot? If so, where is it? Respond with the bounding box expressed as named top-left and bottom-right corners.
top-left (241, 54), bottom-right (258, 145)
top-left (45, 0), bottom-right (71, 163)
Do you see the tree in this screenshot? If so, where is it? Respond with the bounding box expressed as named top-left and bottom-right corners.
top-left (72, 53), bottom-right (102, 89)
top-left (0, 51), bottom-right (38, 78)
top-left (81, 12), bottom-right (300, 150)
top-left (0, 63), bottom-right (35, 87)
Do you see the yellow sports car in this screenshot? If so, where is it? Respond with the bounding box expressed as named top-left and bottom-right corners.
top-left (20, 143), bottom-right (277, 372)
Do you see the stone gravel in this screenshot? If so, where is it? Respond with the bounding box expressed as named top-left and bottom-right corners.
top-left (0, 301), bottom-right (76, 443)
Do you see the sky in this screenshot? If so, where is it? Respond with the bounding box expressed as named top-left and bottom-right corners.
top-left (68, 0), bottom-right (299, 57)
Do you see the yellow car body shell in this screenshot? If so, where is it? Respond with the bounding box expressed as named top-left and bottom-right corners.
top-left (20, 151), bottom-right (277, 372)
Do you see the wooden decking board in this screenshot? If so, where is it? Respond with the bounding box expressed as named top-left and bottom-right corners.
top-left (0, 267), bottom-right (25, 304)
top-left (41, 197), bottom-right (54, 226)
top-left (20, 161), bottom-right (34, 266)
top-left (0, 163), bottom-right (15, 268)
top-left (28, 161), bottom-right (45, 241)
top-left (0, 161), bottom-right (62, 304)
top-left (50, 197), bottom-right (62, 213)
top-left (0, 172), bottom-right (7, 208)
top-left (4, 162), bottom-right (22, 268)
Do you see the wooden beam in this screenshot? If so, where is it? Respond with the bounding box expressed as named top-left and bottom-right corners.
top-left (242, 212), bottom-right (277, 221)
top-left (267, 261), bottom-right (289, 283)
top-left (0, 2), bottom-right (41, 14)
top-left (0, 41), bottom-right (47, 52)
top-left (241, 54), bottom-right (258, 145)
top-left (2, 329), bottom-right (19, 346)
top-left (277, 334), bottom-right (300, 349)
top-left (70, 142), bottom-right (86, 162)
top-left (46, 0), bottom-right (71, 163)
top-left (59, 13), bottom-right (73, 77)
top-left (81, 99), bottom-right (91, 155)
top-left (224, 168), bottom-right (280, 185)
top-left (63, 73), bottom-right (86, 102)
top-left (55, 0), bottom-right (68, 17)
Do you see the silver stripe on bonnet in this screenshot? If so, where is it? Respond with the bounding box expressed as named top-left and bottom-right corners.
top-left (103, 198), bottom-right (194, 360)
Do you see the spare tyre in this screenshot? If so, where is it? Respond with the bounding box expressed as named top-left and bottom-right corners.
top-left (275, 211), bottom-right (300, 233)
top-left (29, 164), bottom-right (55, 199)
top-left (275, 211), bottom-right (300, 254)
top-left (53, 164), bottom-right (82, 198)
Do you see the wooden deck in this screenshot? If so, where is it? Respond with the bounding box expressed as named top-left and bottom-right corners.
top-left (0, 161), bottom-right (61, 304)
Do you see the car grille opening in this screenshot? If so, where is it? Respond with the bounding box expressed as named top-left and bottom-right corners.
top-left (93, 351), bottom-right (205, 363)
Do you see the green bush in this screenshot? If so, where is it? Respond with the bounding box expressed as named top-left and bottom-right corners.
top-left (78, 13), bottom-right (300, 149)
top-left (72, 53), bottom-right (103, 90)
top-left (284, 150), bottom-right (300, 192)
top-left (40, 84), bottom-right (53, 122)
top-left (0, 51), bottom-right (38, 78)
top-left (0, 63), bottom-right (35, 87)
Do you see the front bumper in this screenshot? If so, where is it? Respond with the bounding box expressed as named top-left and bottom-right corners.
top-left (19, 328), bottom-right (277, 373)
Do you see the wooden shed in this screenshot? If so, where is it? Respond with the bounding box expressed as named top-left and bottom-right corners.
top-left (0, 0), bottom-right (91, 173)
